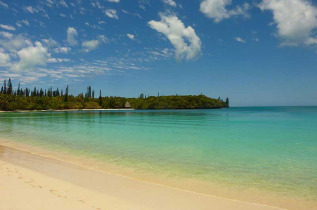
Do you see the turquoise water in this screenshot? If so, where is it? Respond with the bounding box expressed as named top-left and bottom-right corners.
top-left (0, 107), bottom-right (316, 199)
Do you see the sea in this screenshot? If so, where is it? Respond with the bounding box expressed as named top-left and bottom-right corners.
top-left (0, 107), bottom-right (316, 202)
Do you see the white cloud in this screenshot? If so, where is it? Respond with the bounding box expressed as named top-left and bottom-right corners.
top-left (24, 6), bottom-right (38, 14)
top-left (82, 40), bottom-right (100, 52)
top-left (59, 0), bottom-right (68, 7)
top-left (91, 1), bottom-right (103, 9)
top-left (148, 14), bottom-right (201, 60)
top-left (0, 31), bottom-right (13, 39)
top-left (48, 58), bottom-right (70, 63)
top-left (121, 9), bottom-right (129, 14)
top-left (162, 0), bottom-right (176, 7)
top-left (259, 0), bottom-right (317, 46)
top-left (44, 0), bottom-right (55, 7)
top-left (0, 54), bottom-right (153, 83)
top-left (42, 38), bottom-right (58, 48)
top-left (22, 20), bottom-right (30, 26)
top-left (67, 27), bottom-right (78, 46)
top-left (305, 37), bottom-right (317, 45)
top-left (126, 33), bottom-right (135, 40)
top-left (105, 9), bottom-right (119, 19)
top-left (42, 39), bottom-right (71, 54)
top-left (107, 0), bottom-right (120, 2)
top-left (0, 50), bottom-right (10, 66)
top-left (0, 34), bottom-right (30, 53)
top-left (235, 37), bottom-right (246, 43)
top-left (11, 41), bottom-right (50, 71)
top-left (139, 0), bottom-right (150, 11)
top-left (200, 0), bottom-right (250, 23)
top-left (0, 24), bottom-right (16, 31)
top-left (98, 35), bottom-right (108, 43)
top-left (144, 48), bottom-right (174, 61)
top-left (0, 1), bottom-right (8, 9)
top-left (16, 20), bottom-right (30, 28)
top-left (54, 47), bottom-right (71, 53)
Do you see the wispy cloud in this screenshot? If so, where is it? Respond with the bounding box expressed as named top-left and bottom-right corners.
top-left (0, 0), bottom-right (8, 9)
top-left (235, 37), bottom-right (246, 43)
top-left (0, 24), bottom-right (16, 31)
top-left (0, 45), bottom-right (171, 85)
top-left (16, 20), bottom-right (30, 28)
top-left (48, 58), bottom-right (70, 63)
top-left (24, 6), bottom-right (39, 14)
top-left (0, 31), bottom-right (13, 39)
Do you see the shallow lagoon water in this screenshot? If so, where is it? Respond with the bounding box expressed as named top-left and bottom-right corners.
top-left (0, 107), bottom-right (316, 200)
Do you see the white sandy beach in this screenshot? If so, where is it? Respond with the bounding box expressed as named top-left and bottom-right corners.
top-left (0, 145), bottom-right (287, 210)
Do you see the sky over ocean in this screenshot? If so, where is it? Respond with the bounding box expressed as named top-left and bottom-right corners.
top-left (0, 0), bottom-right (316, 106)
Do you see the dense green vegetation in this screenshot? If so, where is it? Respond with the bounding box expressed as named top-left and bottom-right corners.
top-left (129, 95), bottom-right (228, 109)
top-left (0, 79), bottom-right (229, 111)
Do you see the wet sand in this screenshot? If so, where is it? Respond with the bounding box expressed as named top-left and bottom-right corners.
top-left (0, 145), bottom-right (285, 210)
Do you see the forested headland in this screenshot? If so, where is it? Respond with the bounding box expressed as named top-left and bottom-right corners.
top-left (0, 79), bottom-right (229, 111)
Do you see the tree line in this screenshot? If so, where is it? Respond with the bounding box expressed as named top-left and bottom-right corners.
top-left (0, 79), bottom-right (229, 111)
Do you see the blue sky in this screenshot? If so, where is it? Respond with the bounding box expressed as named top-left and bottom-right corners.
top-left (0, 0), bottom-right (317, 106)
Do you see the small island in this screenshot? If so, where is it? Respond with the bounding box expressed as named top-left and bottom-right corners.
top-left (0, 79), bottom-right (229, 111)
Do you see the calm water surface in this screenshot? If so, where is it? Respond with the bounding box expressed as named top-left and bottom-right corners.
top-left (0, 107), bottom-right (316, 199)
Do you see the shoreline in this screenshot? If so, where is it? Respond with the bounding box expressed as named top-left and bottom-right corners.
top-left (0, 143), bottom-right (285, 210)
top-left (0, 107), bottom-right (228, 113)
top-left (0, 108), bottom-right (135, 113)
top-left (1, 106), bottom-right (316, 113)
top-left (0, 140), bottom-right (316, 210)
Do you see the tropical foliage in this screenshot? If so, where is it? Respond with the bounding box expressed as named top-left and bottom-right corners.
top-left (0, 79), bottom-right (229, 111)
top-left (129, 95), bottom-right (228, 109)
